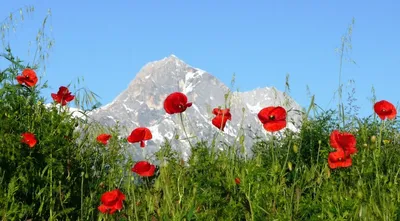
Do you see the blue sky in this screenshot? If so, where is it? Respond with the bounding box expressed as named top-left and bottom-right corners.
top-left (1, 1), bottom-right (399, 118)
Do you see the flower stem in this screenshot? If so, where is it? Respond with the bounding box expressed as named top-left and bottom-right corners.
top-left (179, 113), bottom-right (193, 149)
top-left (49, 150), bottom-right (53, 220)
top-left (81, 171), bottom-right (84, 219)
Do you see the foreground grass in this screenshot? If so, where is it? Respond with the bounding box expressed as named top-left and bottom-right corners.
top-left (113, 112), bottom-right (400, 221)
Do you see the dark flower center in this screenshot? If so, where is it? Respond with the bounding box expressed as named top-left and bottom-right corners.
top-left (269, 115), bottom-right (275, 120)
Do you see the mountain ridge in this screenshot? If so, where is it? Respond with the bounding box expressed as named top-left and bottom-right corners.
top-left (87, 55), bottom-right (303, 160)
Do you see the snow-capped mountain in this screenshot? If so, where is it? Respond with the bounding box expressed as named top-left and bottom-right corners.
top-left (88, 55), bottom-right (303, 160)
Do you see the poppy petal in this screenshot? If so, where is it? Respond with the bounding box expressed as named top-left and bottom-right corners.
top-left (98, 204), bottom-right (109, 214)
top-left (328, 149), bottom-right (352, 169)
top-left (52, 86), bottom-right (74, 106)
top-left (127, 127), bottom-right (152, 145)
top-left (329, 130), bottom-right (357, 155)
top-left (257, 107), bottom-right (276, 124)
top-left (163, 92), bottom-right (192, 114)
top-left (374, 100), bottom-right (397, 120)
top-left (258, 106), bottom-right (287, 132)
top-left (97, 134), bottom-right (112, 145)
top-left (132, 161), bottom-right (156, 177)
top-left (263, 120), bottom-right (286, 132)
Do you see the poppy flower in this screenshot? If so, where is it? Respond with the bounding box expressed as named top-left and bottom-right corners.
top-left (212, 108), bottom-right (232, 131)
top-left (51, 86), bottom-right (75, 106)
top-left (97, 134), bottom-right (112, 145)
top-left (16, 68), bottom-right (38, 87)
top-left (163, 92), bottom-right (192, 114)
top-left (97, 189), bottom-right (126, 214)
top-left (235, 177), bottom-right (241, 185)
top-left (328, 130), bottom-right (357, 169)
top-left (21, 132), bottom-right (37, 148)
top-left (330, 130), bottom-right (357, 156)
top-left (257, 106), bottom-right (287, 132)
top-left (328, 148), bottom-right (352, 169)
top-left (374, 100), bottom-right (397, 120)
top-left (127, 127), bottom-right (152, 148)
top-left (131, 161), bottom-right (156, 177)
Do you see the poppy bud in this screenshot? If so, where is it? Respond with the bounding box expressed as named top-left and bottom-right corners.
top-left (325, 166), bottom-right (331, 179)
top-left (293, 144), bottom-right (298, 153)
top-left (288, 162), bottom-right (293, 171)
top-left (272, 164), bottom-right (280, 173)
top-left (371, 135), bottom-right (377, 143)
top-left (363, 143), bottom-right (368, 148)
top-left (357, 191), bottom-right (363, 199)
top-left (235, 177), bottom-right (241, 185)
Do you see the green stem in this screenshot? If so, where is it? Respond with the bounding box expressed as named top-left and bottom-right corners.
top-left (246, 183), bottom-right (255, 221)
top-left (81, 171), bottom-right (84, 219)
top-left (179, 113), bottom-right (193, 149)
top-left (131, 174), bottom-right (139, 221)
top-left (338, 38), bottom-right (345, 129)
top-left (280, 140), bottom-right (292, 177)
top-left (49, 151), bottom-right (53, 220)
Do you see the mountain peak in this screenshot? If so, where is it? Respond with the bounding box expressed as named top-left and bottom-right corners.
top-left (163, 54), bottom-right (186, 65)
top-left (142, 54), bottom-right (187, 70)
top-left (168, 54), bottom-right (178, 59)
top-left (89, 55), bottom-right (303, 161)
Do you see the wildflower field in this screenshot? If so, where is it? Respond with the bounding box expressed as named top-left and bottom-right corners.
top-left (1, 9), bottom-right (400, 221)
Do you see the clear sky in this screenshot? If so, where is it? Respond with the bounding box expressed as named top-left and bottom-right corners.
top-left (1, 1), bottom-right (399, 118)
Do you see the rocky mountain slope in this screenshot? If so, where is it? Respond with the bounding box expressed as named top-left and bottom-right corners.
top-left (87, 55), bottom-right (303, 160)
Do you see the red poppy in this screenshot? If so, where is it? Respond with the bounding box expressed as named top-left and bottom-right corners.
top-left (328, 130), bottom-right (357, 169)
top-left (257, 106), bottom-right (287, 132)
top-left (330, 130), bottom-right (357, 156)
top-left (127, 127), bottom-right (152, 148)
top-left (374, 100), bottom-right (397, 120)
top-left (235, 177), bottom-right (241, 185)
top-left (131, 161), bottom-right (156, 177)
top-left (16, 68), bottom-right (38, 87)
top-left (97, 134), bottom-right (112, 145)
top-left (328, 148), bottom-right (352, 169)
top-left (212, 108), bottom-right (232, 131)
top-left (98, 189), bottom-right (126, 214)
top-left (163, 92), bottom-right (192, 114)
top-left (51, 86), bottom-right (75, 106)
top-left (21, 132), bottom-right (37, 148)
